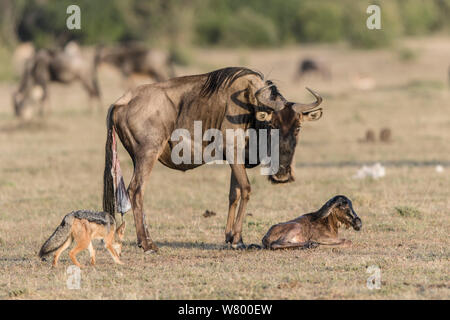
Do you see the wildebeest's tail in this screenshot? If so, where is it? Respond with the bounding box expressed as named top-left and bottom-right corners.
top-left (103, 105), bottom-right (131, 215)
top-left (38, 214), bottom-right (74, 259)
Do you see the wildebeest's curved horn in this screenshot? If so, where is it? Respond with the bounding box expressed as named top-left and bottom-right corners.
top-left (291, 87), bottom-right (323, 113)
top-left (254, 84), bottom-right (285, 111)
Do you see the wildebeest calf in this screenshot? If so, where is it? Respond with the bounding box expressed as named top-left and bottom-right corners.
top-left (261, 195), bottom-right (362, 249)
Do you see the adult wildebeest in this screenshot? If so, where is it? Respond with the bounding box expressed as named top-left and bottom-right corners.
top-left (261, 195), bottom-right (362, 249)
top-left (13, 42), bottom-right (101, 118)
top-left (295, 58), bottom-right (331, 81)
top-left (103, 67), bottom-right (324, 252)
top-left (97, 43), bottom-right (175, 84)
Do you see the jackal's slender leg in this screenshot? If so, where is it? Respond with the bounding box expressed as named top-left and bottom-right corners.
top-left (106, 244), bottom-right (123, 265)
top-left (52, 237), bottom-right (72, 267)
top-left (229, 164), bottom-right (251, 249)
top-left (225, 172), bottom-right (240, 244)
top-left (87, 243), bottom-right (96, 266)
top-left (68, 221), bottom-right (91, 268)
top-left (69, 238), bottom-right (91, 268)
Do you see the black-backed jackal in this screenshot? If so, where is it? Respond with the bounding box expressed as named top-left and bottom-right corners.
top-left (39, 210), bottom-right (125, 267)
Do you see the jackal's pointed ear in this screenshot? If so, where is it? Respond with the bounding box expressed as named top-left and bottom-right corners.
top-left (117, 221), bottom-right (126, 236)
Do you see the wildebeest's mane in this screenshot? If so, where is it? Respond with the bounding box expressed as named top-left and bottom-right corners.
top-left (200, 67), bottom-right (263, 97)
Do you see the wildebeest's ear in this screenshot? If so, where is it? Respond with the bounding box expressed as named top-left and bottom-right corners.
top-left (302, 108), bottom-right (323, 121)
top-left (313, 207), bottom-right (332, 220)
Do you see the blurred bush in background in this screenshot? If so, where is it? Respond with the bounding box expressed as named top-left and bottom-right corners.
top-left (0, 0), bottom-right (449, 50)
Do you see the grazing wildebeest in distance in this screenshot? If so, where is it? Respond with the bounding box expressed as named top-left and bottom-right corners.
top-left (97, 43), bottom-right (175, 84)
top-left (261, 195), bottom-right (362, 249)
top-left (13, 42), bottom-right (101, 118)
top-left (12, 42), bottom-right (35, 76)
top-left (379, 128), bottom-right (392, 143)
top-left (103, 67), bottom-right (324, 252)
top-left (359, 129), bottom-right (376, 143)
top-left (295, 58), bottom-right (331, 81)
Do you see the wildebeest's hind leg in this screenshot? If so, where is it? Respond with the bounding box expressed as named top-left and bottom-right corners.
top-left (127, 150), bottom-right (160, 253)
top-left (270, 241), bottom-right (319, 250)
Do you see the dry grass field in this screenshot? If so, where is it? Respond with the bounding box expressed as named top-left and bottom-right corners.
top-left (0, 37), bottom-right (449, 299)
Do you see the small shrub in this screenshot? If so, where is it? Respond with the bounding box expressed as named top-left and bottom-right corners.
top-left (397, 47), bottom-right (419, 62)
top-left (344, 0), bottom-right (402, 49)
top-left (169, 46), bottom-right (192, 66)
top-left (397, 0), bottom-right (440, 35)
top-left (394, 206), bottom-right (422, 218)
top-left (294, 1), bottom-right (344, 43)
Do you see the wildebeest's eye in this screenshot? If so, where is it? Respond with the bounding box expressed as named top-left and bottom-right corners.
top-left (294, 127), bottom-right (301, 135)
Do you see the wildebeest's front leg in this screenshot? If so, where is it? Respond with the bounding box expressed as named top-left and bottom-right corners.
top-left (228, 164), bottom-right (251, 249)
top-left (270, 241), bottom-right (319, 250)
top-left (127, 150), bottom-right (160, 253)
top-left (225, 172), bottom-right (240, 244)
top-left (316, 238), bottom-right (352, 247)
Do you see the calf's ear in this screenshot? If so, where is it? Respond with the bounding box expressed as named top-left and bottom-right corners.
top-left (302, 108), bottom-right (323, 121)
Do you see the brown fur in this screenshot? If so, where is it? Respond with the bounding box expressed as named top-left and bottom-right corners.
top-left (262, 195), bottom-right (362, 250)
top-left (102, 67), bottom-right (324, 252)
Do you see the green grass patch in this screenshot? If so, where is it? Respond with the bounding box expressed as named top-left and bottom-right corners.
top-left (394, 206), bottom-right (422, 218)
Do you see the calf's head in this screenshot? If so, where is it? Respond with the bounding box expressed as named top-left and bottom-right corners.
top-left (329, 195), bottom-right (362, 231)
top-left (254, 82), bottom-right (323, 183)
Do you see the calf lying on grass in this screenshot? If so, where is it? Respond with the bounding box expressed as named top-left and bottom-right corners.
top-left (250, 195), bottom-right (362, 250)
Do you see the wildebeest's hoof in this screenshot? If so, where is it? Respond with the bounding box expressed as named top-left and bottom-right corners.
top-left (225, 232), bottom-right (233, 244)
top-left (139, 239), bottom-right (159, 253)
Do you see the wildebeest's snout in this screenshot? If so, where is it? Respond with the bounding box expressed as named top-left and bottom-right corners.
top-left (352, 217), bottom-right (362, 231)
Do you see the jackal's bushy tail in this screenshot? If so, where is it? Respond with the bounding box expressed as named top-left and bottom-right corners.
top-left (38, 214), bottom-right (74, 259)
top-left (103, 105), bottom-right (131, 216)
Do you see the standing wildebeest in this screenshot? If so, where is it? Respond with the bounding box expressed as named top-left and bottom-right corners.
top-left (262, 195), bottom-right (362, 249)
top-left (13, 42), bottom-right (101, 118)
top-left (103, 67), bottom-right (324, 252)
top-left (97, 44), bottom-right (175, 84)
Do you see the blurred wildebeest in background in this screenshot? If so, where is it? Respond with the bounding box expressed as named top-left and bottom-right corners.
top-left (13, 41), bottom-right (101, 119)
top-left (12, 42), bottom-right (35, 76)
top-left (295, 58), bottom-right (331, 81)
top-left (103, 67), bottom-right (324, 252)
top-left (97, 43), bottom-right (175, 85)
top-left (359, 129), bottom-right (376, 143)
top-left (379, 128), bottom-right (392, 142)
